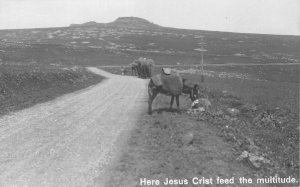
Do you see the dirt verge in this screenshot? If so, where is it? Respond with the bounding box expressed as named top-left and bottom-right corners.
top-left (107, 111), bottom-right (259, 187)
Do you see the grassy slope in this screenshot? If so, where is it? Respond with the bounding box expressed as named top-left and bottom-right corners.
top-left (103, 64), bottom-right (299, 114)
top-left (104, 65), bottom-right (299, 186)
top-left (161, 63), bottom-right (298, 113)
top-left (0, 64), bottom-right (104, 116)
top-left (0, 26), bottom-right (299, 66)
top-left (181, 68), bottom-right (299, 174)
top-left (106, 87), bottom-right (299, 187)
top-left (107, 111), bottom-right (254, 187)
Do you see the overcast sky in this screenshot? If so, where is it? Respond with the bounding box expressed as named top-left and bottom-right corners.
top-left (0, 0), bottom-right (299, 35)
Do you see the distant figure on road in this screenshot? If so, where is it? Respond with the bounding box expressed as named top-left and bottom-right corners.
top-left (121, 66), bottom-right (127, 75)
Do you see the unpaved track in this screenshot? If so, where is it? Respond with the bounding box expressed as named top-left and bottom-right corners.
top-left (0, 67), bottom-right (148, 187)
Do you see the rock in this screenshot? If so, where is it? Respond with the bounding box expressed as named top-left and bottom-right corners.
top-left (226, 108), bottom-right (240, 116)
top-left (248, 154), bottom-right (271, 169)
top-left (237, 151), bottom-right (249, 161)
top-left (191, 98), bottom-right (211, 110)
top-left (182, 132), bottom-right (194, 145)
top-left (237, 151), bottom-right (271, 169)
top-left (195, 107), bottom-right (205, 113)
top-left (188, 98), bottom-right (211, 115)
top-left (249, 156), bottom-right (262, 168)
top-left (191, 99), bottom-right (200, 108)
top-left (242, 103), bottom-right (257, 111)
top-left (187, 108), bottom-right (204, 115)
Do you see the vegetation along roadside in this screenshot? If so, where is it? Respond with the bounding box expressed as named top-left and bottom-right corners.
top-left (0, 64), bottom-right (104, 117)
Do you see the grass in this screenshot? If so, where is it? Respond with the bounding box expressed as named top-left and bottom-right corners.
top-left (101, 64), bottom-right (299, 113)
top-left (0, 43), bottom-right (130, 66)
top-left (0, 64), bottom-right (104, 116)
top-left (107, 111), bottom-right (256, 186)
top-left (203, 64), bottom-right (300, 83)
top-left (167, 65), bottom-right (299, 176)
top-left (107, 82), bottom-right (299, 186)
top-left (182, 64), bottom-right (299, 113)
top-left (0, 25), bottom-right (299, 67)
top-left (202, 84), bottom-right (299, 171)
top-left (104, 64), bottom-right (299, 186)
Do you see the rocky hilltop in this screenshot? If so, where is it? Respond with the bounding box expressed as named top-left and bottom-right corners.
top-left (70, 17), bottom-right (160, 28)
top-left (110, 17), bottom-right (160, 28)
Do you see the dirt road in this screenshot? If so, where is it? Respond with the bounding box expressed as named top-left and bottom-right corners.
top-left (0, 67), bottom-right (148, 186)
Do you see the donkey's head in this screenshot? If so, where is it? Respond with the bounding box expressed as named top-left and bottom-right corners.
top-left (190, 84), bottom-right (201, 101)
top-left (182, 79), bottom-right (201, 101)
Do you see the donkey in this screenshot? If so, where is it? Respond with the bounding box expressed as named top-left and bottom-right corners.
top-left (135, 58), bottom-right (154, 78)
top-left (148, 76), bottom-right (200, 115)
top-left (130, 61), bottom-right (139, 76)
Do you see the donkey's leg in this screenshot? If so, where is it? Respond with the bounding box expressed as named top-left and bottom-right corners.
top-left (176, 95), bottom-right (180, 109)
top-left (148, 96), bottom-right (153, 115)
top-left (170, 96), bottom-right (175, 109)
top-left (148, 84), bottom-right (158, 115)
top-left (148, 92), bottom-right (158, 115)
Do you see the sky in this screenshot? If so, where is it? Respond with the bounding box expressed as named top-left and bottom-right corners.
top-left (0, 0), bottom-right (299, 35)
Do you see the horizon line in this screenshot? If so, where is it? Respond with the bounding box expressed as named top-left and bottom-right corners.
top-left (0, 17), bottom-right (299, 37)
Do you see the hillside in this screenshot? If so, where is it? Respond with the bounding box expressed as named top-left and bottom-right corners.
top-left (0, 17), bottom-right (299, 66)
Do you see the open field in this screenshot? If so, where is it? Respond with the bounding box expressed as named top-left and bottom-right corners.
top-left (180, 65), bottom-right (300, 113)
top-left (0, 21), bottom-right (299, 66)
top-left (0, 64), bottom-right (104, 116)
top-left (103, 63), bottom-right (299, 113)
top-left (103, 63), bottom-right (299, 186)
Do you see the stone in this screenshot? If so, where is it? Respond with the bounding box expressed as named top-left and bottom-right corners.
top-left (191, 98), bottom-right (211, 110)
top-left (237, 151), bottom-right (271, 169)
top-left (242, 103), bottom-right (257, 111)
top-left (237, 151), bottom-right (249, 160)
top-left (182, 132), bottom-right (194, 145)
top-left (222, 90), bottom-right (228, 94)
top-left (226, 108), bottom-right (240, 116)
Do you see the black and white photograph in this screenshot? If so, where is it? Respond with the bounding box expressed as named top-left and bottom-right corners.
top-left (0, 0), bottom-right (299, 186)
